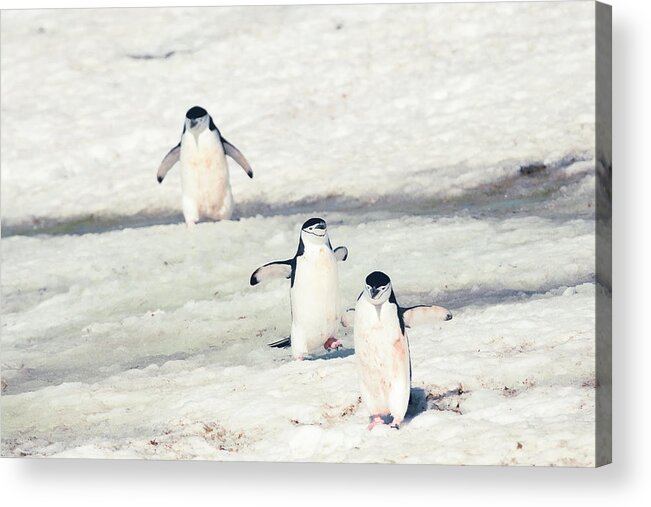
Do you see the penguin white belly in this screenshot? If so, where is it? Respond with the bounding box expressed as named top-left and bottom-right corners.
top-left (354, 299), bottom-right (411, 422)
top-left (290, 247), bottom-right (340, 358)
top-left (180, 130), bottom-right (233, 222)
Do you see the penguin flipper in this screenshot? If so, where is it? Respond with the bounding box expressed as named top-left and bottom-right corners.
top-left (268, 336), bottom-right (291, 348)
top-left (250, 260), bottom-right (293, 286)
top-left (157, 143), bottom-right (180, 183)
top-left (222, 137), bottom-right (253, 178)
top-left (402, 305), bottom-right (453, 328)
top-left (334, 246), bottom-right (348, 262)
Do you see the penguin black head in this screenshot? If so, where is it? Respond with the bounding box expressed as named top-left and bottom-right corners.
top-left (301, 217), bottom-right (327, 237)
top-left (365, 271), bottom-right (392, 304)
top-left (185, 106), bottom-right (210, 131)
top-left (186, 106), bottom-right (207, 120)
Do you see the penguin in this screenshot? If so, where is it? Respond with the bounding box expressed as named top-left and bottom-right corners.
top-left (250, 218), bottom-right (348, 360)
top-left (353, 271), bottom-right (452, 430)
top-left (156, 106), bottom-right (253, 226)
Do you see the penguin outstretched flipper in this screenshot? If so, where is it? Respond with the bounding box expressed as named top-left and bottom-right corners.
top-left (222, 137), bottom-right (253, 178)
top-left (157, 143), bottom-right (180, 183)
top-left (334, 246), bottom-right (348, 262)
top-left (343, 304), bottom-right (452, 329)
top-left (268, 336), bottom-right (291, 348)
top-left (401, 305), bottom-right (453, 328)
top-left (250, 260), bottom-right (294, 286)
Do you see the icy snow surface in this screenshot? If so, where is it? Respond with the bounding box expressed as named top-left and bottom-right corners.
top-left (1, 3), bottom-right (598, 465)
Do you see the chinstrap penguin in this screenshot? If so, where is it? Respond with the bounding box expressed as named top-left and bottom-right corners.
top-left (156, 106), bottom-right (253, 226)
top-left (250, 218), bottom-right (348, 360)
top-left (353, 271), bottom-right (452, 430)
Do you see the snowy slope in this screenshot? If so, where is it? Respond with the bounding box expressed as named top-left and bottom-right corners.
top-left (0, 3), bottom-right (595, 227)
top-left (1, 2), bottom-right (599, 465)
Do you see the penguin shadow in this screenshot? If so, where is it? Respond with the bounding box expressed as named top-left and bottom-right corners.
top-left (404, 385), bottom-right (466, 423)
top-left (304, 347), bottom-right (355, 361)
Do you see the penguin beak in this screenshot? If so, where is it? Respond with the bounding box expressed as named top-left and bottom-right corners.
top-left (370, 287), bottom-right (380, 299)
top-left (189, 119), bottom-right (199, 128)
top-left (314, 223), bottom-right (326, 230)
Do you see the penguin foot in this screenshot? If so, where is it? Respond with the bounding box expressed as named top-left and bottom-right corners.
top-left (324, 338), bottom-right (342, 351)
top-left (367, 416), bottom-right (385, 431)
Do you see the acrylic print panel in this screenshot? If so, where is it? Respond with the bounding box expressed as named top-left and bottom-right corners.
top-left (0, 1), bottom-right (611, 466)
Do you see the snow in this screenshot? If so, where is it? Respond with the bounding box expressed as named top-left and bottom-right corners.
top-left (1, 2), bottom-right (599, 465)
